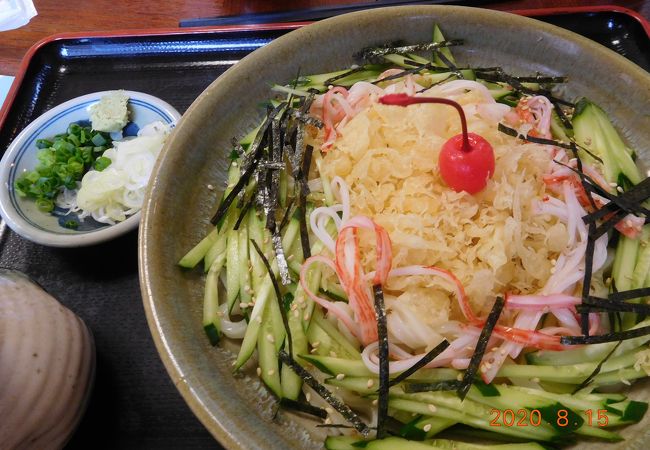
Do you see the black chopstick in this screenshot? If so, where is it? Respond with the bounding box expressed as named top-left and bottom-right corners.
top-left (179, 0), bottom-right (496, 27)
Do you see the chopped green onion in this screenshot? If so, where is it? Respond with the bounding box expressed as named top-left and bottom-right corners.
top-left (94, 156), bottom-right (112, 171)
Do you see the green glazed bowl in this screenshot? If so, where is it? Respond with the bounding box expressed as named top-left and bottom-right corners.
top-left (139, 5), bottom-right (650, 449)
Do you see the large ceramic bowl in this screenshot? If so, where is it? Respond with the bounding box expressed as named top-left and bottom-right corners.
top-left (139, 6), bottom-right (650, 449)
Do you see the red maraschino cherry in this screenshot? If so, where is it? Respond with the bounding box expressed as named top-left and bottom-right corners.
top-left (379, 93), bottom-right (495, 194)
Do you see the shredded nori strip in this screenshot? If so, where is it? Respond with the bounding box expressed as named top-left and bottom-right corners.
top-left (323, 66), bottom-right (368, 85)
top-left (404, 380), bottom-right (462, 393)
top-left (580, 222), bottom-right (597, 336)
top-left (278, 350), bottom-right (371, 436)
top-left (298, 145), bottom-right (314, 260)
top-left (273, 232), bottom-right (292, 285)
top-left (517, 75), bottom-right (568, 83)
top-left (473, 68), bottom-right (567, 84)
top-left (278, 198), bottom-right (295, 232)
top-left (578, 296), bottom-right (650, 314)
top-left (373, 284), bottom-right (390, 439)
top-left (233, 197), bottom-right (254, 230)
top-left (251, 239), bottom-right (293, 356)
top-left (388, 339), bottom-right (450, 387)
top-left (497, 123), bottom-right (575, 150)
top-left (550, 160), bottom-right (610, 204)
top-left (210, 105), bottom-right (283, 225)
top-left (553, 102), bottom-right (573, 130)
top-left (290, 109), bottom-right (324, 129)
top-left (265, 118), bottom-right (293, 286)
top-left (265, 119), bottom-right (282, 229)
top-left (356, 40), bottom-right (464, 60)
top-left (257, 161), bottom-right (286, 170)
top-left (288, 95), bottom-right (315, 179)
top-left (571, 341), bottom-right (622, 393)
top-left (435, 49), bottom-right (463, 79)
top-left (457, 296), bottom-right (505, 400)
top-left (477, 69), bottom-right (574, 107)
top-left (279, 398), bottom-right (328, 419)
top-left (609, 287), bottom-right (650, 302)
top-left (586, 176), bottom-right (650, 221)
top-left (561, 326), bottom-right (650, 345)
top-left (589, 209), bottom-right (629, 240)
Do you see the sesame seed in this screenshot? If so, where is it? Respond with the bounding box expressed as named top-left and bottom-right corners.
top-left (324, 417), bottom-right (332, 425)
top-left (304, 313), bottom-right (311, 321)
top-left (336, 373), bottom-right (345, 380)
top-left (232, 162), bottom-right (238, 167)
top-left (256, 316), bottom-right (263, 323)
top-left (367, 379), bottom-right (374, 388)
top-left (329, 351), bottom-right (337, 358)
top-left (207, 184), bottom-right (214, 190)
top-left (428, 404), bottom-right (437, 413)
top-left (290, 303), bottom-right (298, 311)
top-left (239, 302), bottom-right (248, 309)
top-left (293, 310), bottom-right (300, 318)
top-left (227, 183), bottom-right (235, 188)
top-left (617, 186), bottom-right (624, 193)
top-left (216, 311), bottom-right (224, 318)
top-left (500, 349), bottom-right (507, 355)
top-left (310, 348), bottom-right (318, 354)
top-left (305, 393), bottom-right (311, 402)
top-left (267, 369), bottom-right (275, 376)
top-left (550, 267), bottom-right (556, 274)
top-left (266, 334), bottom-right (275, 343)
top-left (256, 367), bottom-right (262, 376)
top-left (372, 399), bottom-right (378, 406)
top-left (325, 407), bottom-right (334, 414)
top-left (531, 377), bottom-right (540, 383)
top-left (423, 424), bottom-right (432, 432)
top-left (287, 254), bottom-right (295, 261)
top-left (456, 373), bottom-right (463, 381)
top-left (312, 341), bottom-right (320, 347)
top-left (490, 347), bottom-right (499, 352)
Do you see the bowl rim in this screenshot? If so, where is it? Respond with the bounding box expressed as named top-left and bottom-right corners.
top-left (139, 5), bottom-right (650, 449)
top-left (0, 90), bottom-right (181, 247)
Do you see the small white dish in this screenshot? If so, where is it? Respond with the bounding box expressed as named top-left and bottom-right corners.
top-left (0, 90), bottom-right (181, 247)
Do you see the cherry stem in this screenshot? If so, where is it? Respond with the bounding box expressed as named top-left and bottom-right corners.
top-left (379, 93), bottom-right (471, 152)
